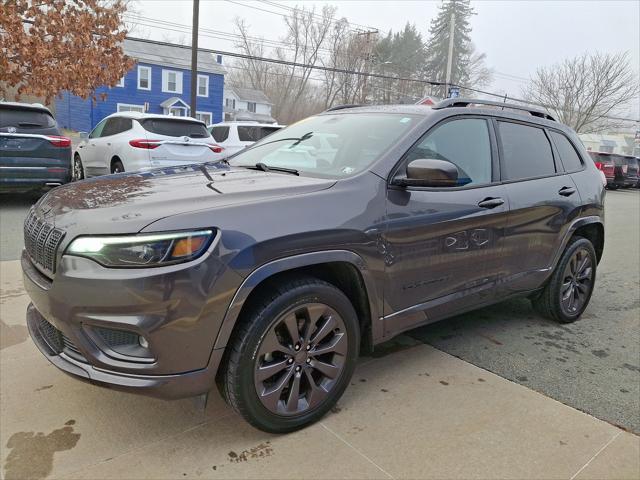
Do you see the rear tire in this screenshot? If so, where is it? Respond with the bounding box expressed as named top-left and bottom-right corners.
top-left (532, 236), bottom-right (597, 323)
top-left (111, 160), bottom-right (125, 174)
top-left (73, 154), bottom-right (85, 181)
top-left (219, 276), bottom-right (360, 433)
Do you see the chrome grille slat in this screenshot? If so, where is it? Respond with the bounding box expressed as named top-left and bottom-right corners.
top-left (23, 210), bottom-right (65, 276)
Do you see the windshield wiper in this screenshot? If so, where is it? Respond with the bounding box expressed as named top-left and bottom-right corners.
top-left (247, 162), bottom-right (299, 176)
top-left (247, 131), bottom-right (313, 150)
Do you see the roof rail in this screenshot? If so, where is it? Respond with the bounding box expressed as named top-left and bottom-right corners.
top-left (324, 104), bottom-right (363, 112)
top-left (433, 97), bottom-right (556, 122)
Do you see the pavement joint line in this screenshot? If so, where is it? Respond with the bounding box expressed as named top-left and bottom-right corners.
top-left (320, 422), bottom-right (394, 479)
top-left (55, 411), bottom-right (237, 478)
top-left (568, 430), bottom-right (623, 480)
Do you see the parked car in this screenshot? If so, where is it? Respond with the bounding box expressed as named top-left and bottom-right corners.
top-left (73, 113), bottom-right (225, 178)
top-left (588, 151), bottom-right (616, 189)
top-left (208, 121), bottom-right (283, 157)
top-left (590, 151), bottom-right (639, 189)
top-left (622, 155), bottom-right (639, 188)
top-left (22, 99), bottom-right (604, 433)
top-left (0, 102), bottom-right (71, 193)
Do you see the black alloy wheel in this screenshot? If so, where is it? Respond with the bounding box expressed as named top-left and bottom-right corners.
top-left (220, 277), bottom-right (359, 433)
top-left (532, 236), bottom-right (597, 323)
top-left (559, 247), bottom-right (593, 316)
top-left (254, 302), bottom-right (348, 415)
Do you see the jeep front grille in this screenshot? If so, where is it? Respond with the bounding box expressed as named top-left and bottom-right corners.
top-left (24, 209), bottom-right (65, 276)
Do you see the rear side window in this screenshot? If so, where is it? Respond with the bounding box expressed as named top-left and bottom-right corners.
top-left (237, 126), bottom-right (280, 142)
top-left (550, 131), bottom-right (583, 172)
top-left (404, 118), bottom-right (492, 186)
top-left (0, 107), bottom-right (56, 129)
top-left (139, 119), bottom-right (209, 138)
top-left (210, 126), bottom-right (230, 142)
top-left (499, 121), bottom-right (556, 180)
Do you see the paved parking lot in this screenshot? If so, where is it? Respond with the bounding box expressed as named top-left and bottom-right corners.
top-left (1, 189), bottom-right (639, 479)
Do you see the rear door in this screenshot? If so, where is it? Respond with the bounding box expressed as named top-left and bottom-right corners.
top-left (0, 105), bottom-right (70, 188)
top-left (497, 120), bottom-right (582, 293)
top-left (139, 118), bottom-right (216, 167)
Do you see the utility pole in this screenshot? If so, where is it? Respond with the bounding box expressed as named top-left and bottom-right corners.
top-left (444, 12), bottom-right (455, 98)
top-left (190, 0), bottom-right (200, 118)
top-left (356, 29), bottom-right (378, 104)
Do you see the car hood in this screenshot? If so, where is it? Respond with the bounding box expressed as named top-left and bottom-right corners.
top-left (35, 163), bottom-right (335, 234)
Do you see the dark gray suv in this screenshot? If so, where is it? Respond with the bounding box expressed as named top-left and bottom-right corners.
top-left (22, 99), bottom-right (605, 432)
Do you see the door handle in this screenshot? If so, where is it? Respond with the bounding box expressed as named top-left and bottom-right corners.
top-left (558, 186), bottom-right (576, 196)
top-left (478, 197), bottom-right (505, 209)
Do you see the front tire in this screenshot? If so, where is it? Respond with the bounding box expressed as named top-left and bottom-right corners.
top-left (532, 236), bottom-right (597, 323)
top-left (219, 276), bottom-right (360, 433)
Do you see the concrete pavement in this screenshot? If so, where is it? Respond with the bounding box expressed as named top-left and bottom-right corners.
top-left (1, 259), bottom-right (638, 479)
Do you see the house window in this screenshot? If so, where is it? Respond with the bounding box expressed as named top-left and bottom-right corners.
top-left (196, 111), bottom-right (212, 125)
top-left (247, 102), bottom-right (256, 113)
top-left (162, 70), bottom-right (183, 94)
top-left (169, 107), bottom-right (186, 117)
top-left (117, 103), bottom-right (145, 113)
top-left (138, 66), bottom-right (151, 90)
top-left (197, 75), bottom-right (209, 97)
top-left (116, 76), bottom-right (125, 87)
top-left (225, 98), bottom-right (236, 109)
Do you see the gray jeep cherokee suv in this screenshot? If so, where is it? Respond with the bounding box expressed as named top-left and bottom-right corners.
top-left (22, 99), bottom-right (605, 432)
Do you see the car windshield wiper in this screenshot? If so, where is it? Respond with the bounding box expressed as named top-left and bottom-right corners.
top-left (245, 162), bottom-right (299, 176)
top-left (248, 131), bottom-right (313, 150)
top-left (18, 122), bottom-right (44, 127)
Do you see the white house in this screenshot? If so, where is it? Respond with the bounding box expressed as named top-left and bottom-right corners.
top-left (223, 86), bottom-right (275, 123)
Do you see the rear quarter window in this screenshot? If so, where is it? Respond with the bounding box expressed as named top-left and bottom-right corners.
top-left (550, 131), bottom-right (583, 172)
top-left (210, 126), bottom-right (230, 142)
top-left (139, 119), bottom-right (209, 138)
top-left (237, 126), bottom-right (280, 142)
top-left (498, 121), bottom-right (556, 180)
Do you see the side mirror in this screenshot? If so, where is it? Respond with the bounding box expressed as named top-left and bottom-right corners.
top-left (393, 158), bottom-right (459, 187)
top-left (79, 132), bottom-right (89, 140)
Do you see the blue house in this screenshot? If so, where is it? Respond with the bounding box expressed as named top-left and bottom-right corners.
top-left (55, 38), bottom-right (226, 132)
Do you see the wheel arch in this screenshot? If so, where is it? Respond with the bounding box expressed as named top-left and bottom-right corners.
top-left (213, 250), bottom-right (380, 353)
top-left (110, 155), bottom-right (123, 172)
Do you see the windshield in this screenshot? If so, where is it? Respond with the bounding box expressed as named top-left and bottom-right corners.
top-left (228, 113), bottom-right (420, 178)
top-left (0, 106), bottom-right (56, 129)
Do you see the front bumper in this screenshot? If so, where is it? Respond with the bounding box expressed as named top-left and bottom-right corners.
top-left (27, 304), bottom-right (223, 399)
top-left (21, 237), bottom-right (241, 398)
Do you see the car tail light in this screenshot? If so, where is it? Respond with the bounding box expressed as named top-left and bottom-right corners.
top-left (129, 139), bottom-right (161, 149)
top-left (594, 162), bottom-right (604, 170)
top-left (208, 144), bottom-right (224, 154)
top-left (46, 136), bottom-right (71, 147)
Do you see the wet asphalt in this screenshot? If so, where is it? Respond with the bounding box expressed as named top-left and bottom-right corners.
top-left (1, 188), bottom-right (638, 433)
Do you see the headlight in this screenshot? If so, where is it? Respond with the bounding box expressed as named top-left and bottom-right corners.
top-left (66, 230), bottom-right (213, 267)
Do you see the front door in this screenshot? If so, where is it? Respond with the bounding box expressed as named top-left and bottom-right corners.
top-left (383, 117), bottom-right (509, 337)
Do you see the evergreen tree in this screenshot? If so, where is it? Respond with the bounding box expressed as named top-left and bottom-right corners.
top-left (424, 0), bottom-right (476, 96)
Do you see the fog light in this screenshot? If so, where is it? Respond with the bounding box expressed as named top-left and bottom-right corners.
top-left (139, 336), bottom-right (149, 348)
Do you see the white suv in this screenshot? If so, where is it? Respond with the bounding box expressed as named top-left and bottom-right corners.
top-left (73, 112), bottom-right (225, 179)
top-left (208, 121), bottom-right (283, 157)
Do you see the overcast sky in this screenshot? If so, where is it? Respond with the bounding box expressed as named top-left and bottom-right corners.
top-left (131, 0), bottom-right (639, 110)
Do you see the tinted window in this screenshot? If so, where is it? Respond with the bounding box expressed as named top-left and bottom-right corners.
top-left (0, 106), bottom-right (56, 129)
top-left (588, 152), bottom-right (612, 165)
top-left (139, 118), bottom-right (209, 138)
top-left (237, 126), bottom-right (281, 142)
top-left (499, 122), bottom-right (556, 180)
top-left (404, 118), bottom-right (492, 186)
top-left (100, 118), bottom-right (120, 137)
top-left (210, 126), bottom-right (230, 142)
top-left (550, 131), bottom-right (583, 172)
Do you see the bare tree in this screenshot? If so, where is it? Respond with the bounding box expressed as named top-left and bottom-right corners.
top-left (523, 52), bottom-right (639, 133)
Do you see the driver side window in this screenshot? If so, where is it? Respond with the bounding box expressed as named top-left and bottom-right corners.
top-left (89, 119), bottom-right (107, 139)
top-left (405, 118), bottom-right (492, 187)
